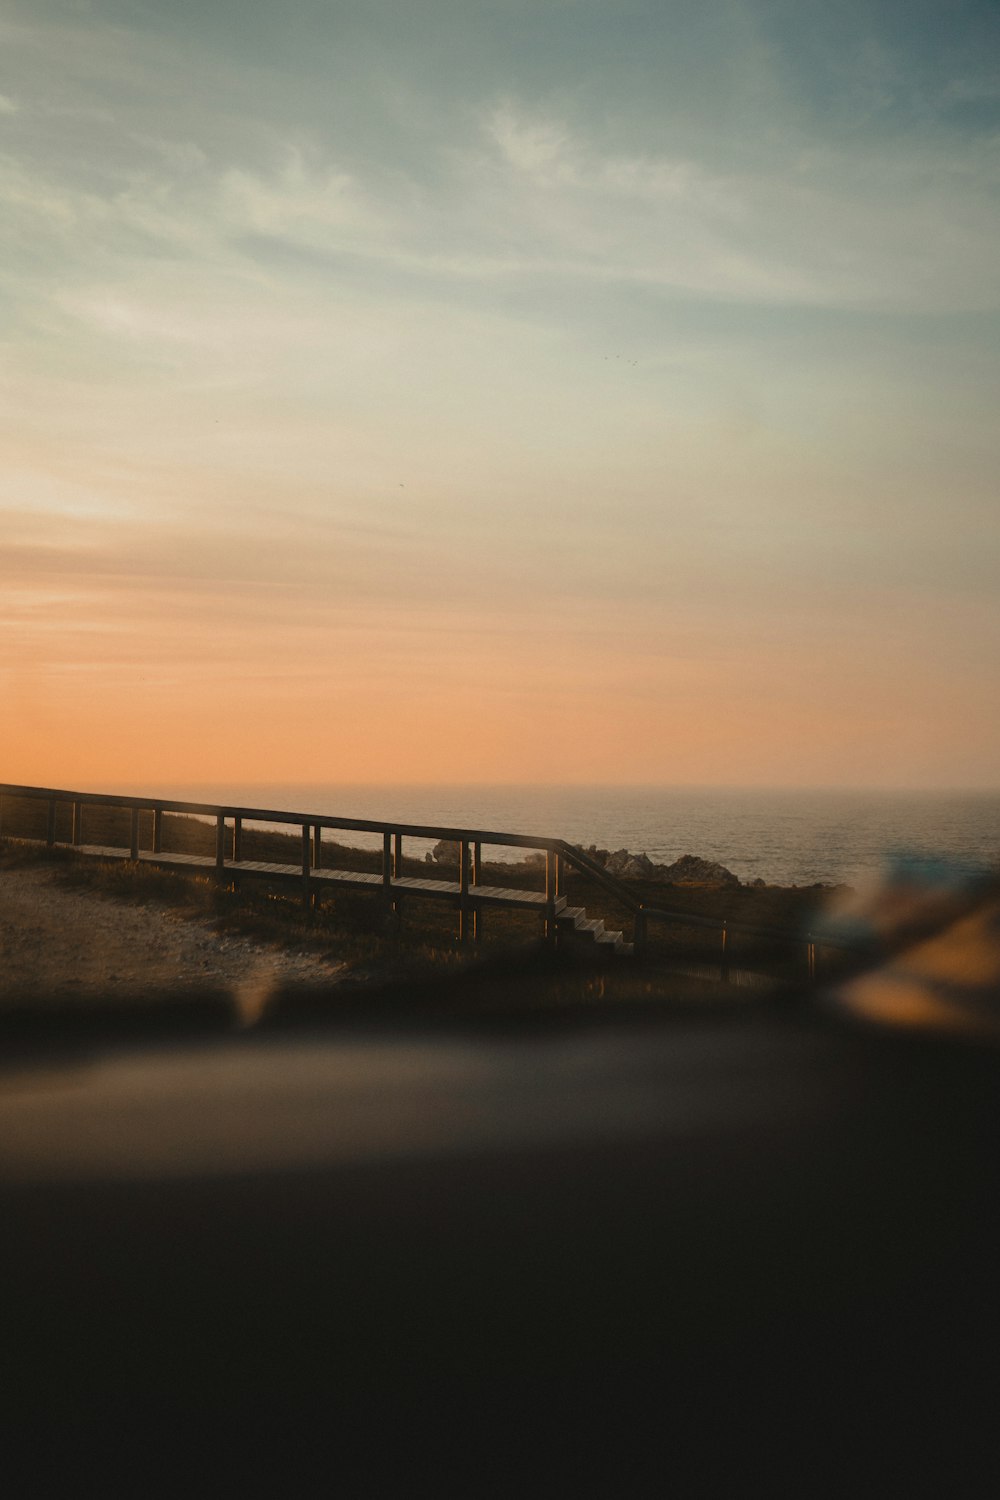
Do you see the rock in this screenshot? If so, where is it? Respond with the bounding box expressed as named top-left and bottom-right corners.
top-left (660, 854), bottom-right (740, 888)
top-left (571, 844), bottom-right (740, 886)
top-left (604, 849), bottom-right (656, 880)
top-left (572, 844), bottom-right (611, 867)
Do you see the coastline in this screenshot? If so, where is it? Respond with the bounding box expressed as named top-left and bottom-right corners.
top-left (0, 830), bottom-right (839, 1009)
top-left (124, 782), bottom-right (1000, 889)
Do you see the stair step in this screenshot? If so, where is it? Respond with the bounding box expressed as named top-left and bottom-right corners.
top-left (552, 898), bottom-right (635, 958)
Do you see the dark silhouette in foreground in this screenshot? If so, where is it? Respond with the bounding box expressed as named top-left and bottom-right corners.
top-left (2, 876), bottom-right (999, 1495)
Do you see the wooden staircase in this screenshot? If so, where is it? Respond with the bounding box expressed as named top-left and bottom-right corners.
top-left (555, 902), bottom-right (634, 957)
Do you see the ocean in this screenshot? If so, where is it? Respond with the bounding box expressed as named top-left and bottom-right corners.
top-left (146, 783), bottom-right (1000, 888)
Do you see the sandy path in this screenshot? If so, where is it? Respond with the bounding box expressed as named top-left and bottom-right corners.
top-left (0, 866), bottom-right (344, 1011)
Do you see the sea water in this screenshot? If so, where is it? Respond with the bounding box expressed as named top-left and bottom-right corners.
top-left (141, 783), bottom-right (1000, 888)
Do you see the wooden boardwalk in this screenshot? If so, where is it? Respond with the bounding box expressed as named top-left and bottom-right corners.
top-left (1, 787), bottom-right (637, 956)
top-left (1, 782), bottom-right (848, 972)
top-left (76, 842), bottom-right (575, 914)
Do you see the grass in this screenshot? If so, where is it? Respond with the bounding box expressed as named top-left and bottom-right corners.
top-left (0, 835), bottom-right (534, 984)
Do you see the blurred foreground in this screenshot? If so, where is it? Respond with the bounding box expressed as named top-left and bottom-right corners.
top-left (2, 863), bottom-right (999, 1495)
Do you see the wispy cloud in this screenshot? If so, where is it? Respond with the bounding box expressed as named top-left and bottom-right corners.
top-left (2, 1), bottom-right (999, 787)
top-left (476, 99), bottom-right (1000, 311)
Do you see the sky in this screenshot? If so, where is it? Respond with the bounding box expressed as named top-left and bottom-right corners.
top-left (2, 0), bottom-right (999, 790)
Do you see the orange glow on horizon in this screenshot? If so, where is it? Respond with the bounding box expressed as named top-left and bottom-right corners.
top-left (6, 593), bottom-right (999, 792)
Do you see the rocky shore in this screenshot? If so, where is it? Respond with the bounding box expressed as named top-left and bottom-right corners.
top-left (431, 840), bottom-right (762, 888)
top-left (575, 847), bottom-right (748, 887)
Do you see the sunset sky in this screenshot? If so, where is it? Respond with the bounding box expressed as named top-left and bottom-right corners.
top-left (3, 0), bottom-right (999, 790)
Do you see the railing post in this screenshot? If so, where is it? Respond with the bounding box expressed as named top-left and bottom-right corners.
top-left (393, 832), bottom-right (402, 879)
top-left (382, 832), bottom-right (392, 902)
top-left (130, 807), bottom-right (140, 860)
top-left (72, 801), bottom-right (82, 846)
top-left (634, 909), bottom-right (647, 956)
top-left (544, 846), bottom-right (557, 943)
top-left (471, 841), bottom-right (481, 942)
top-left (232, 815), bottom-right (242, 862)
top-left (720, 921), bottom-right (730, 983)
top-left (46, 799), bottom-right (56, 847)
top-left (301, 824), bottom-right (311, 906)
top-left (153, 807), bottom-right (163, 853)
top-left (458, 839), bottom-right (471, 944)
top-left (806, 939), bottom-right (817, 983)
top-left (312, 823), bottom-right (322, 869)
top-left (215, 814), bottom-right (225, 871)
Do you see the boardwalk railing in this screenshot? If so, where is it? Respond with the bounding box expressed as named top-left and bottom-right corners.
top-left (0, 782), bottom-right (856, 978)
